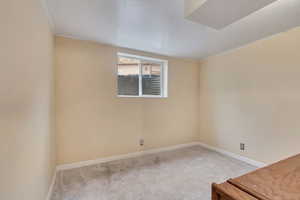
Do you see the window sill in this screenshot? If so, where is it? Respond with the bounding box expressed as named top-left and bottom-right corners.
top-left (117, 95), bottom-right (167, 98)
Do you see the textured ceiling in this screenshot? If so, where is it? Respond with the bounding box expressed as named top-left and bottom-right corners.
top-left (46, 0), bottom-right (300, 59)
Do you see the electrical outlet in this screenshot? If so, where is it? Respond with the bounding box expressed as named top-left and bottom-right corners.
top-left (139, 139), bottom-right (144, 146)
top-left (240, 143), bottom-right (245, 151)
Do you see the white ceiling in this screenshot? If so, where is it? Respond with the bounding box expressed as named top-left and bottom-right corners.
top-left (46, 0), bottom-right (300, 59)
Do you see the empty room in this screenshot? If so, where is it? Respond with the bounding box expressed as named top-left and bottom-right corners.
top-left (1, 0), bottom-right (300, 200)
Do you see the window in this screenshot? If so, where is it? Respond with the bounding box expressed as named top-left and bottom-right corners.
top-left (117, 53), bottom-right (168, 98)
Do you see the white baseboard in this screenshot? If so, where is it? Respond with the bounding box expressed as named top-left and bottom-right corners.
top-left (49, 141), bottom-right (266, 198)
top-left (56, 142), bottom-right (200, 171)
top-left (197, 142), bottom-right (267, 168)
top-left (56, 141), bottom-right (266, 172)
top-left (46, 171), bottom-right (56, 200)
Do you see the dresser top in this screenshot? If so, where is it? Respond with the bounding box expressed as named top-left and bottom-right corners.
top-left (229, 154), bottom-right (300, 200)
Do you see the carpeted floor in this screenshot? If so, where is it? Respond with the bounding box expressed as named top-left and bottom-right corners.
top-left (51, 146), bottom-right (256, 200)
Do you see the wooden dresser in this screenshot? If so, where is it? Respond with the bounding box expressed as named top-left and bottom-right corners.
top-left (212, 154), bottom-right (300, 200)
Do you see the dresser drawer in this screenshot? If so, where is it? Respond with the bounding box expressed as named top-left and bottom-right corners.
top-left (212, 182), bottom-right (258, 200)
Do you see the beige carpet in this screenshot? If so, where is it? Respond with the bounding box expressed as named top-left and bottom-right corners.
top-left (51, 146), bottom-right (256, 200)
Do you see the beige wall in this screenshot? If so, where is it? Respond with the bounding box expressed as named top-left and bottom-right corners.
top-left (55, 37), bottom-right (200, 165)
top-left (199, 27), bottom-right (300, 164)
top-left (0, 0), bottom-right (55, 200)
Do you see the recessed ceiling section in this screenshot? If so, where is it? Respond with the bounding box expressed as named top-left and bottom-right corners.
top-left (185, 0), bottom-right (278, 29)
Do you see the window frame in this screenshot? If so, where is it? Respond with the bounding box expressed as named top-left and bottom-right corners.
top-left (117, 52), bottom-right (168, 98)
